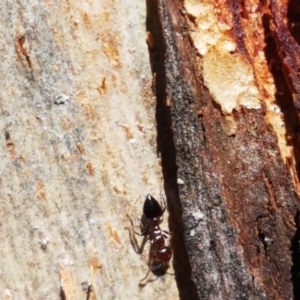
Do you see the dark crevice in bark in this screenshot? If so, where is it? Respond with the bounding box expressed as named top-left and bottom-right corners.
top-left (262, 12), bottom-right (300, 298)
top-left (227, 0), bottom-right (251, 59)
top-left (287, 0), bottom-right (300, 45)
top-left (145, 1), bottom-right (199, 299)
top-left (291, 210), bottom-right (300, 299)
top-left (262, 14), bottom-right (300, 176)
top-left (258, 230), bottom-right (268, 257)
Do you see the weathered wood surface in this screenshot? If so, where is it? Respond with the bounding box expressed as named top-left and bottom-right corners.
top-left (3, 0), bottom-right (300, 299)
top-left (0, 1), bottom-right (179, 299)
top-left (148, 0), bottom-right (300, 299)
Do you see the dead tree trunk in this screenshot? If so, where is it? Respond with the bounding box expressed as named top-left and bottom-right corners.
top-left (2, 0), bottom-right (300, 299)
top-left (148, 0), bottom-right (300, 299)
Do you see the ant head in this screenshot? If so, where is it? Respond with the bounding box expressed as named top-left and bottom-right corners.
top-left (143, 194), bottom-right (163, 220)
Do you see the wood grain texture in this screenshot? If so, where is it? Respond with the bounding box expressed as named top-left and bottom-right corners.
top-left (3, 0), bottom-right (300, 299)
top-left (0, 1), bottom-right (178, 299)
top-left (148, 0), bottom-right (300, 299)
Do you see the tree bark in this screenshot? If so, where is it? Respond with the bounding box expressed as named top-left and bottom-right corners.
top-left (149, 0), bottom-right (300, 299)
top-left (3, 0), bottom-right (300, 299)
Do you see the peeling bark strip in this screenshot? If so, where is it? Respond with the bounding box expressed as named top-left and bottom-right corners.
top-left (270, 0), bottom-right (300, 108)
top-left (151, 0), bottom-right (300, 299)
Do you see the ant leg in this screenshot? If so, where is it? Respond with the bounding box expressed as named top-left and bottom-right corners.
top-left (162, 230), bottom-right (172, 241)
top-left (139, 267), bottom-right (152, 284)
top-left (159, 185), bottom-right (167, 215)
top-left (163, 233), bottom-right (171, 246)
top-left (125, 215), bottom-right (148, 254)
top-left (134, 211), bottom-right (149, 236)
top-left (125, 215), bottom-right (140, 253)
top-left (126, 213), bottom-right (147, 236)
top-left (85, 265), bottom-right (95, 300)
top-left (160, 179), bottom-right (167, 207)
top-left (139, 244), bottom-right (155, 284)
top-left (126, 195), bottom-right (148, 235)
top-left (137, 235), bottom-right (149, 254)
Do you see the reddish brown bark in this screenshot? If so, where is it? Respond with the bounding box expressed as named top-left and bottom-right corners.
top-left (147, 0), bottom-right (300, 299)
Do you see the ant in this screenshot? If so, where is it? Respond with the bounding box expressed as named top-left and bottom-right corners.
top-left (127, 193), bottom-right (172, 285)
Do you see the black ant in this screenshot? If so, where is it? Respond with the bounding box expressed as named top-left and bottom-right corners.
top-left (127, 193), bottom-right (172, 285)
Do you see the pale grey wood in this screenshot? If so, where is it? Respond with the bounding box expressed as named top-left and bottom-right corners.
top-left (0, 1), bottom-right (178, 299)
